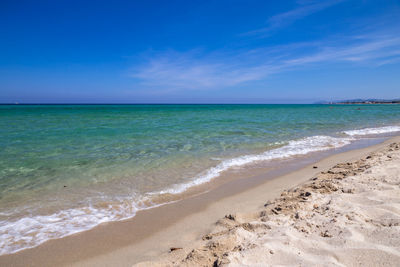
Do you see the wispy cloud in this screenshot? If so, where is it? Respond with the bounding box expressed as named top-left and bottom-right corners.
top-left (133, 53), bottom-right (261, 90)
top-left (283, 35), bottom-right (400, 65)
top-left (244, 0), bottom-right (344, 36)
top-left (131, 33), bottom-right (400, 92)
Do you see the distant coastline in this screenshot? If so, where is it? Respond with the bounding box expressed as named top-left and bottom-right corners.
top-left (317, 99), bottom-right (400, 104)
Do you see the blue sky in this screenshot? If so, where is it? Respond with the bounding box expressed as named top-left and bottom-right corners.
top-left (0, 0), bottom-right (399, 103)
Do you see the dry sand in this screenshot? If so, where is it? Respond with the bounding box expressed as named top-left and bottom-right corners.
top-left (137, 140), bottom-right (400, 266)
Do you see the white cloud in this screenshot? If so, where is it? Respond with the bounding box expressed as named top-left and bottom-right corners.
top-left (132, 52), bottom-right (273, 90)
top-left (244, 0), bottom-right (344, 36)
top-left (130, 32), bottom-right (400, 91)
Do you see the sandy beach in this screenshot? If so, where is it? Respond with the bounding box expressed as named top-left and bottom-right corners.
top-left (137, 137), bottom-right (400, 266)
top-left (0, 136), bottom-right (398, 266)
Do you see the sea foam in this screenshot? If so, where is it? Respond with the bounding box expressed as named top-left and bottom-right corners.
top-left (343, 125), bottom-right (400, 136)
top-left (157, 135), bottom-right (353, 195)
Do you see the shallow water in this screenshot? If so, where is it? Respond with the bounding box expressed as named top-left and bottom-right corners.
top-left (0, 104), bottom-right (399, 254)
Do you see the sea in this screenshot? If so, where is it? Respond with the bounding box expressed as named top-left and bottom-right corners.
top-left (1, 104), bottom-right (400, 255)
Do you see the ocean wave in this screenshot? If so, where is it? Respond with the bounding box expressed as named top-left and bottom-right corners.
top-left (0, 201), bottom-right (139, 255)
top-left (0, 196), bottom-right (180, 256)
top-left (343, 125), bottom-right (400, 136)
top-left (157, 135), bottom-right (353, 195)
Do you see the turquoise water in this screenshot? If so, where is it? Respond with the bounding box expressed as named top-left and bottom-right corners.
top-left (1, 104), bottom-right (400, 254)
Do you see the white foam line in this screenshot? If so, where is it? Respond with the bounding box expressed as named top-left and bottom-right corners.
top-left (0, 198), bottom-right (179, 256)
top-left (0, 204), bottom-right (136, 255)
top-left (343, 125), bottom-right (400, 136)
top-left (156, 135), bottom-right (354, 195)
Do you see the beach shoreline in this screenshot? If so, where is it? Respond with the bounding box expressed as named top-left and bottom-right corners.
top-left (139, 136), bottom-right (400, 266)
top-left (0, 135), bottom-right (398, 266)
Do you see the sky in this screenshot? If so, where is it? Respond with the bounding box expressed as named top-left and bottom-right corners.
top-left (0, 0), bottom-right (399, 103)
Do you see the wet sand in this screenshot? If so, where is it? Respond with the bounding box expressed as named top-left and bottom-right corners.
top-left (0, 136), bottom-right (399, 266)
